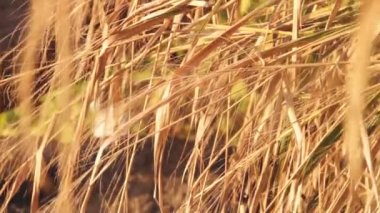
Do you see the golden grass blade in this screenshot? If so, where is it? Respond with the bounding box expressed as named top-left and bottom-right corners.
top-left (359, 120), bottom-right (379, 207)
top-left (154, 82), bottom-right (171, 211)
top-left (31, 115), bottom-right (55, 213)
top-left (18, 0), bottom-right (51, 134)
top-left (344, 0), bottom-right (380, 195)
top-left (175, 0), bottom-right (279, 77)
top-left (325, 0), bottom-right (343, 30)
top-left (80, 138), bottom-right (112, 213)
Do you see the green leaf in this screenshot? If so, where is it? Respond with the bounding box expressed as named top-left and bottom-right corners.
top-left (240, 0), bottom-right (264, 16)
top-left (230, 80), bottom-right (249, 101)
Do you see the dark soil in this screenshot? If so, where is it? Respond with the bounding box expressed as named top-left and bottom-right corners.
top-left (0, 0), bottom-right (27, 111)
top-left (1, 137), bottom-right (233, 212)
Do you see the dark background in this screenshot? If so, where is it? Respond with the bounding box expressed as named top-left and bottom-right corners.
top-left (0, 0), bottom-right (28, 111)
top-left (0, 0), bottom-right (26, 52)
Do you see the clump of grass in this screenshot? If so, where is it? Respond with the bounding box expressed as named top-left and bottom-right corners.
top-left (0, 0), bottom-right (380, 212)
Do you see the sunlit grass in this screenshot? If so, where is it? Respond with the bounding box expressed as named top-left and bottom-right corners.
top-left (0, 0), bottom-right (380, 212)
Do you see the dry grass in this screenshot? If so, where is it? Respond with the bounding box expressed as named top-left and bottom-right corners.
top-left (0, 0), bottom-right (380, 212)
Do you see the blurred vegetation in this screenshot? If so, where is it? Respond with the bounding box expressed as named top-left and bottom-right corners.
top-left (0, 0), bottom-right (380, 212)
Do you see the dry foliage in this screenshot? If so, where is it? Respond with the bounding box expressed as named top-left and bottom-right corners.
top-left (0, 0), bottom-right (380, 212)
